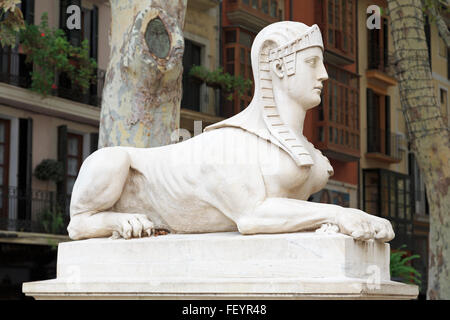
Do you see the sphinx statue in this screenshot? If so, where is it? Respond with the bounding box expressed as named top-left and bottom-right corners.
top-left (67, 21), bottom-right (394, 242)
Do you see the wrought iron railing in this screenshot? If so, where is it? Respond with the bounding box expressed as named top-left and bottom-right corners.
top-left (0, 51), bottom-right (105, 107)
top-left (56, 68), bottom-right (106, 107)
top-left (367, 127), bottom-right (405, 161)
top-left (0, 186), bottom-right (70, 235)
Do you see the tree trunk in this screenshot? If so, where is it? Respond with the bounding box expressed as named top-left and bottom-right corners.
top-left (429, 5), bottom-right (450, 48)
top-left (387, 0), bottom-right (450, 299)
top-left (99, 0), bottom-right (187, 148)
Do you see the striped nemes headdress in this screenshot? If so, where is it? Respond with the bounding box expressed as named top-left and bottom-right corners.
top-left (268, 24), bottom-right (324, 76)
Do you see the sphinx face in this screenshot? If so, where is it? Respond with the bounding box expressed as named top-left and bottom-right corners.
top-left (286, 47), bottom-right (328, 110)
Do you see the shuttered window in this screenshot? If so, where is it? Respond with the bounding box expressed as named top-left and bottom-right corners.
top-left (60, 0), bottom-right (82, 47)
top-left (222, 27), bottom-right (254, 117)
top-left (368, 17), bottom-right (389, 71)
top-left (17, 118), bottom-right (33, 220)
top-left (181, 39), bottom-right (202, 112)
top-left (0, 119), bottom-right (10, 218)
top-left (367, 88), bottom-right (396, 157)
top-left (58, 1), bottom-right (99, 102)
top-left (323, 0), bottom-right (356, 58)
top-left (363, 169), bottom-right (413, 249)
top-left (21, 0), bottom-right (35, 24)
top-left (66, 133), bottom-right (83, 195)
top-left (57, 125), bottom-right (68, 209)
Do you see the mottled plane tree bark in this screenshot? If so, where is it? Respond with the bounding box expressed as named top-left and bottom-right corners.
top-left (387, 0), bottom-right (450, 299)
top-left (99, 0), bottom-right (187, 148)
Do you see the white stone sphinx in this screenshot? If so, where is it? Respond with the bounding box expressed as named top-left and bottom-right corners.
top-left (24, 22), bottom-right (418, 301)
top-left (67, 21), bottom-right (395, 242)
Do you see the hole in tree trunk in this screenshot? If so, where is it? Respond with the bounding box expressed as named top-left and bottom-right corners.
top-left (145, 17), bottom-right (170, 59)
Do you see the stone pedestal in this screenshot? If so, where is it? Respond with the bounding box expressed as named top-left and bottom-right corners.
top-left (22, 232), bottom-right (418, 299)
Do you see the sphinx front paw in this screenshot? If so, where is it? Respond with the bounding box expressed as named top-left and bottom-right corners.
top-left (315, 223), bottom-right (339, 234)
top-left (111, 214), bottom-right (155, 239)
top-left (336, 208), bottom-right (395, 242)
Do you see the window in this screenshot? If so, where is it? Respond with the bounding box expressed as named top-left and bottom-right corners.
top-left (21, 0), bottom-right (35, 24)
top-left (60, 1), bottom-right (98, 58)
top-left (17, 118), bottom-right (33, 220)
top-left (368, 16), bottom-right (388, 71)
top-left (66, 133), bottom-right (83, 195)
top-left (181, 39), bottom-right (202, 112)
top-left (366, 88), bottom-right (401, 159)
top-left (0, 47), bottom-right (33, 89)
top-left (60, 0), bottom-right (82, 47)
top-left (0, 119), bottom-right (10, 218)
top-left (325, 0), bottom-right (356, 57)
top-left (0, 1), bottom-right (34, 89)
top-left (222, 28), bottom-right (255, 117)
top-left (270, 0), bottom-right (278, 17)
top-left (58, 1), bottom-right (99, 104)
top-left (363, 169), bottom-right (413, 249)
top-left (261, 0), bottom-right (269, 14)
top-left (317, 65), bottom-right (359, 153)
top-left (239, 0), bottom-right (280, 19)
top-left (409, 153), bottom-right (429, 216)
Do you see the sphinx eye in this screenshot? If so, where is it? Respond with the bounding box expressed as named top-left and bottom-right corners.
top-left (305, 57), bottom-right (317, 66)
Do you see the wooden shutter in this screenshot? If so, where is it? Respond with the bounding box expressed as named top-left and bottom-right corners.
top-left (0, 119), bottom-right (11, 218)
top-left (91, 5), bottom-right (99, 60)
top-left (21, 0), bottom-right (35, 24)
top-left (181, 39), bottom-right (201, 112)
top-left (57, 125), bottom-right (68, 209)
top-left (60, 0), bottom-right (82, 47)
top-left (383, 18), bottom-right (389, 69)
top-left (18, 118), bottom-right (33, 220)
top-left (90, 132), bottom-right (99, 154)
top-left (367, 88), bottom-right (375, 152)
top-left (385, 95), bottom-right (391, 155)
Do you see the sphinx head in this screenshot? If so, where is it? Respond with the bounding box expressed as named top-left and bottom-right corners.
top-left (251, 22), bottom-right (328, 111)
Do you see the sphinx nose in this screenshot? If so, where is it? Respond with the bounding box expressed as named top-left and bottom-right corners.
top-left (317, 63), bottom-right (328, 82)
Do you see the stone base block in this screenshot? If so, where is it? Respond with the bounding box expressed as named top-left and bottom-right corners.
top-left (22, 232), bottom-right (418, 300)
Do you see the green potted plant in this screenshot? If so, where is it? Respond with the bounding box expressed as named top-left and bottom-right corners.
top-left (189, 65), bottom-right (253, 101)
top-left (390, 245), bottom-right (422, 287)
top-left (7, 12), bottom-right (98, 96)
top-left (38, 208), bottom-right (65, 235)
top-left (34, 159), bottom-right (64, 183)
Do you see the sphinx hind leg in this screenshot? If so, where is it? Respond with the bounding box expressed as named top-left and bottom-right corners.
top-left (67, 147), bottom-right (154, 240)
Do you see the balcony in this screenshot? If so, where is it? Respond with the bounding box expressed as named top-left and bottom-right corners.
top-left (0, 186), bottom-right (70, 236)
top-left (0, 52), bottom-right (105, 108)
top-left (366, 49), bottom-right (397, 86)
top-left (366, 127), bottom-right (405, 163)
top-left (225, 0), bottom-right (281, 33)
top-left (56, 69), bottom-right (106, 107)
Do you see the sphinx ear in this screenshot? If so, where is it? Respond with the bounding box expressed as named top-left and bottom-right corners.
top-left (271, 59), bottom-right (284, 79)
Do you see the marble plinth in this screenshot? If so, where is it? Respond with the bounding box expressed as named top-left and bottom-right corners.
top-left (22, 232), bottom-right (418, 299)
